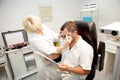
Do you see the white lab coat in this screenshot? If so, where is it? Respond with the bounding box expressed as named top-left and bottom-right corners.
top-left (28, 24), bottom-right (61, 80)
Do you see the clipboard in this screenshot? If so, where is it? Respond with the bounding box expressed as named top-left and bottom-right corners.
top-left (39, 53), bottom-right (58, 65)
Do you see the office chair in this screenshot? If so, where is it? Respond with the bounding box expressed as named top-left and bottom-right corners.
top-left (74, 21), bottom-right (105, 80)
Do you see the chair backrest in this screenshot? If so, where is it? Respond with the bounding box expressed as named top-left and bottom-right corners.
top-left (74, 21), bottom-right (105, 80)
top-left (74, 20), bottom-right (98, 66)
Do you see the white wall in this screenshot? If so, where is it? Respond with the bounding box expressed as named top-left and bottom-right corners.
top-left (1, 0), bottom-right (120, 47)
top-left (0, 0), bottom-right (81, 47)
top-left (39, 0), bottom-right (81, 32)
top-left (80, 0), bottom-right (120, 25)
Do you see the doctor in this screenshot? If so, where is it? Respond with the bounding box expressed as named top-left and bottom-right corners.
top-left (22, 15), bottom-right (71, 80)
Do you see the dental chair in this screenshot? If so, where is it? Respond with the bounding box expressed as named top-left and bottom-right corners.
top-left (74, 21), bottom-right (105, 80)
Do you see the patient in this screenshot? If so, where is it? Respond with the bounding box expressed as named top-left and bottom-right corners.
top-left (57, 21), bottom-right (94, 80)
top-left (22, 15), bottom-right (71, 80)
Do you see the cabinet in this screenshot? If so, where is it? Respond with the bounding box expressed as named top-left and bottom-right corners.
top-left (0, 54), bottom-right (13, 80)
top-left (104, 40), bottom-right (120, 80)
top-left (6, 46), bottom-right (38, 80)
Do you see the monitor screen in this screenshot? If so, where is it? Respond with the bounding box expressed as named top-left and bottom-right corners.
top-left (2, 29), bottom-right (28, 48)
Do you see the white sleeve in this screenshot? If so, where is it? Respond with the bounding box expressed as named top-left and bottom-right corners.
top-left (79, 45), bottom-right (93, 70)
top-left (42, 24), bottom-right (59, 41)
top-left (29, 37), bottom-right (57, 55)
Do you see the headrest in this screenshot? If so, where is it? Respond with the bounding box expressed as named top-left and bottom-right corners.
top-left (74, 21), bottom-right (97, 49)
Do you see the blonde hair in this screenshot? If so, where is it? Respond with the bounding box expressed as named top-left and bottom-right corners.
top-left (23, 15), bottom-right (42, 32)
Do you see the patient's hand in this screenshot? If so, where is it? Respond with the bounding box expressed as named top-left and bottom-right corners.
top-left (57, 64), bottom-right (69, 71)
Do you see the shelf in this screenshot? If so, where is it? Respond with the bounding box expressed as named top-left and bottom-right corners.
top-left (15, 68), bottom-right (38, 80)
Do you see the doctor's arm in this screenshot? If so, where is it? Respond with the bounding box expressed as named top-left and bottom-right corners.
top-left (29, 39), bottom-right (69, 60)
top-left (29, 35), bottom-right (71, 53)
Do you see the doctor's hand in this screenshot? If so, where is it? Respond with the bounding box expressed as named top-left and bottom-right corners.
top-left (45, 53), bottom-right (61, 60)
top-left (60, 35), bottom-right (72, 49)
top-left (56, 35), bottom-right (72, 53)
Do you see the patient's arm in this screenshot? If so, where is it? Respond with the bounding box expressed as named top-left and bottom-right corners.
top-left (58, 64), bottom-right (90, 75)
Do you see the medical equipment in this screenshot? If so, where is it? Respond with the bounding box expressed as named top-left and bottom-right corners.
top-left (2, 29), bottom-right (28, 50)
top-left (99, 22), bottom-right (120, 52)
top-left (6, 46), bottom-right (38, 80)
top-left (99, 22), bottom-right (120, 40)
top-left (99, 22), bottom-right (120, 80)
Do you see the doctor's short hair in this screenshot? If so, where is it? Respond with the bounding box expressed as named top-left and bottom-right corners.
top-left (23, 15), bottom-right (42, 32)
